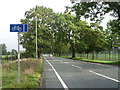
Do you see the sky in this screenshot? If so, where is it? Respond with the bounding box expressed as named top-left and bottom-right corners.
top-left (0, 0), bottom-right (113, 51)
top-left (0, 0), bottom-right (71, 51)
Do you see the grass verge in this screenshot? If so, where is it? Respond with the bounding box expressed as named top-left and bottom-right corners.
top-left (61, 56), bottom-right (120, 65)
top-left (2, 58), bottom-right (43, 88)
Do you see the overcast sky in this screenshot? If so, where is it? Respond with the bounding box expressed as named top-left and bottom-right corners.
top-left (0, 0), bottom-right (72, 51)
top-left (0, 0), bottom-right (113, 51)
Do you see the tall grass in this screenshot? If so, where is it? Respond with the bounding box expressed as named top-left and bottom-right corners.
top-left (2, 58), bottom-right (43, 88)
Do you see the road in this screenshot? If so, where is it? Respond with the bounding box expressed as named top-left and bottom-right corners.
top-left (43, 55), bottom-right (119, 90)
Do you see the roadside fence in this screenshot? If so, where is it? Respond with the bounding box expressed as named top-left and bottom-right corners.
top-left (62, 50), bottom-right (120, 61)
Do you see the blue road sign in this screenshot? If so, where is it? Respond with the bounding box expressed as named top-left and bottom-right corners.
top-left (10, 24), bottom-right (28, 32)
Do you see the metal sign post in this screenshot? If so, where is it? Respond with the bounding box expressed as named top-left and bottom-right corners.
top-left (10, 24), bottom-right (28, 84)
top-left (18, 32), bottom-right (20, 83)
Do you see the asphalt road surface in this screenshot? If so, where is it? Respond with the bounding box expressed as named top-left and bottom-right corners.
top-left (43, 55), bottom-right (120, 90)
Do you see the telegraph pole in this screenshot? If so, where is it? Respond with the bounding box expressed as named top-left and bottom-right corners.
top-left (36, 16), bottom-right (38, 59)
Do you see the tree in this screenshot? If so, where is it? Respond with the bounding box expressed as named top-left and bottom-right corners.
top-left (105, 20), bottom-right (120, 50)
top-left (11, 49), bottom-right (17, 55)
top-left (50, 13), bottom-right (69, 56)
top-left (48, 13), bottom-right (76, 57)
top-left (51, 13), bottom-right (106, 58)
top-left (82, 26), bottom-right (106, 60)
top-left (7, 51), bottom-right (11, 55)
top-left (107, 19), bottom-right (120, 35)
top-left (73, 19), bottom-right (107, 59)
top-left (66, 1), bottom-right (120, 36)
top-left (66, 1), bottom-right (120, 21)
top-left (65, 1), bottom-right (120, 59)
top-left (20, 6), bottom-right (55, 58)
top-left (20, 5), bottom-right (108, 59)
top-left (1, 43), bottom-right (7, 55)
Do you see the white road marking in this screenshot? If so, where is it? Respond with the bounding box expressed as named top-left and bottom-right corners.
top-left (72, 65), bottom-right (82, 69)
top-left (89, 70), bottom-right (120, 83)
top-left (46, 59), bottom-right (69, 90)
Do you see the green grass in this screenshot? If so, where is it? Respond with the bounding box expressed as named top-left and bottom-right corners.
top-left (2, 58), bottom-right (43, 88)
top-left (61, 56), bottom-right (120, 65)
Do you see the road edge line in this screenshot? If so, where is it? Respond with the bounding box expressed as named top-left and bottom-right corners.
top-left (45, 58), bottom-right (69, 90)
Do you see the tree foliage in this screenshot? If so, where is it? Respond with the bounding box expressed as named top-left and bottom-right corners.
top-left (66, 1), bottom-right (120, 21)
top-left (20, 5), bottom-right (119, 59)
top-left (105, 20), bottom-right (120, 50)
top-left (66, 1), bottom-right (120, 34)
top-left (20, 6), bottom-right (55, 58)
top-left (11, 49), bottom-right (17, 55)
top-left (1, 44), bottom-right (7, 55)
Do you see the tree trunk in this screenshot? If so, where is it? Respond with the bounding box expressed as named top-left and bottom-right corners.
top-left (87, 53), bottom-right (88, 59)
top-left (38, 50), bottom-right (41, 58)
top-left (118, 49), bottom-right (120, 60)
top-left (109, 50), bottom-right (111, 60)
top-left (72, 49), bottom-right (75, 58)
top-left (58, 52), bottom-right (61, 56)
top-left (96, 52), bottom-right (98, 59)
top-left (71, 43), bottom-right (75, 58)
top-left (105, 51), bottom-right (106, 60)
top-left (92, 51), bottom-right (95, 60)
top-left (87, 53), bottom-right (89, 59)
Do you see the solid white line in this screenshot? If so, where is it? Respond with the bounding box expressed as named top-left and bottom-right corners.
top-left (46, 59), bottom-right (69, 90)
top-left (72, 65), bottom-right (82, 69)
top-left (89, 70), bottom-right (120, 83)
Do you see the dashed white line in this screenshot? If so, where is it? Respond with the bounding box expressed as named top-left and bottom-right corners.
top-left (89, 70), bottom-right (120, 83)
top-left (46, 59), bottom-right (69, 90)
top-left (72, 65), bottom-right (82, 69)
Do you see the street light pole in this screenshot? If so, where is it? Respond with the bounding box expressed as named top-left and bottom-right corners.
top-left (36, 16), bottom-right (38, 59)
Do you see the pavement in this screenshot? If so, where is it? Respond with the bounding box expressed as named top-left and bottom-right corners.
top-left (42, 55), bottom-right (120, 90)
